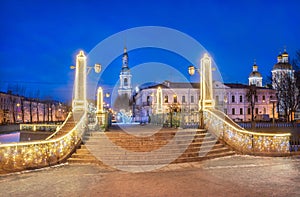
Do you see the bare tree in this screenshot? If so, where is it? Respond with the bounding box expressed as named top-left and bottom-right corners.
top-left (113, 94), bottom-right (131, 112)
top-left (273, 72), bottom-right (298, 122)
top-left (35, 90), bottom-right (40, 122)
top-left (246, 85), bottom-right (257, 126)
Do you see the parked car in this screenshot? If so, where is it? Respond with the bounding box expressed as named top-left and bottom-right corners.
top-left (254, 114), bottom-right (270, 122)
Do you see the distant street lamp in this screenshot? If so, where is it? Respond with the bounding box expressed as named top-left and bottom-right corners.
top-left (270, 99), bottom-right (277, 127)
top-left (188, 53), bottom-right (214, 129)
top-left (188, 64), bottom-right (204, 129)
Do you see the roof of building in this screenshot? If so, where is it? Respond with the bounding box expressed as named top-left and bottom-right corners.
top-left (273, 62), bottom-right (293, 70)
top-left (249, 71), bottom-right (262, 78)
top-left (224, 83), bottom-right (272, 90)
top-left (121, 67), bottom-right (130, 72)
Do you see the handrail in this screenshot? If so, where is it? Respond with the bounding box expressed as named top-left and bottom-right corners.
top-left (46, 112), bottom-right (73, 140)
top-left (0, 111), bottom-right (87, 173)
top-left (205, 109), bottom-right (291, 137)
top-left (204, 109), bottom-right (291, 154)
top-left (0, 112), bottom-right (85, 148)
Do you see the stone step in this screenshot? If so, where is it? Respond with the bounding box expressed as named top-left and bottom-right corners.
top-left (174, 151), bottom-right (236, 163)
top-left (83, 135), bottom-right (214, 143)
top-left (68, 128), bottom-right (235, 165)
top-left (75, 146), bottom-right (225, 158)
top-left (70, 151), bottom-right (236, 166)
top-left (67, 157), bottom-right (101, 164)
top-left (85, 130), bottom-right (207, 137)
top-left (83, 139), bottom-right (218, 150)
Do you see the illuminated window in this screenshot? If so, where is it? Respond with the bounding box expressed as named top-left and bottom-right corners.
top-left (164, 95), bottom-right (168, 103)
top-left (262, 95), bottom-right (265, 102)
top-left (173, 95), bottom-right (177, 103)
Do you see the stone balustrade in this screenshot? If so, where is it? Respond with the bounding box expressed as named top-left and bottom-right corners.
top-left (204, 109), bottom-right (291, 155)
top-left (20, 124), bottom-right (60, 132)
top-left (0, 112), bottom-right (86, 173)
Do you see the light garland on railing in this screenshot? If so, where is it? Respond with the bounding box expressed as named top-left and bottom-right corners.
top-left (0, 112), bottom-right (86, 172)
top-left (204, 109), bottom-right (290, 154)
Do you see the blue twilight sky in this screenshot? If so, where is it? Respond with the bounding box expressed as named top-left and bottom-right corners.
top-left (1, 0), bottom-right (300, 103)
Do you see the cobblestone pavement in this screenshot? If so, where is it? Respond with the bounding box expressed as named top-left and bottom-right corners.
top-left (1, 155), bottom-right (300, 197)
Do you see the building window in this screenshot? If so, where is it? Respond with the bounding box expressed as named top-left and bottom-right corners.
top-left (263, 107), bottom-right (266, 114)
top-left (255, 96), bottom-right (258, 102)
top-left (224, 108), bottom-right (227, 114)
top-left (232, 95), bottom-right (235, 103)
top-left (255, 108), bottom-right (258, 114)
top-left (173, 95), bottom-right (177, 103)
top-left (191, 95), bottom-right (194, 103)
top-left (262, 95), bottom-right (265, 102)
top-left (248, 108), bottom-right (251, 115)
top-left (232, 108), bottom-right (235, 115)
top-left (182, 96), bottom-right (186, 103)
top-left (240, 108), bottom-right (243, 115)
top-left (164, 95), bottom-right (168, 103)
top-left (239, 95), bottom-right (243, 103)
top-left (147, 96), bottom-right (150, 106)
top-left (124, 78), bottom-right (128, 86)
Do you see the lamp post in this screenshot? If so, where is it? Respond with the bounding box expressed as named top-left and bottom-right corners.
top-left (270, 99), bottom-right (277, 127)
top-left (188, 53), bottom-right (214, 129)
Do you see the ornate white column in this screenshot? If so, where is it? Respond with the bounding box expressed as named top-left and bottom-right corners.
top-left (72, 51), bottom-right (87, 112)
top-left (200, 53), bottom-right (214, 110)
top-left (96, 87), bottom-right (104, 114)
top-left (156, 87), bottom-right (163, 114)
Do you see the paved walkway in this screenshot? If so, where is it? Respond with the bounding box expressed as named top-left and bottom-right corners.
top-left (1, 155), bottom-right (300, 197)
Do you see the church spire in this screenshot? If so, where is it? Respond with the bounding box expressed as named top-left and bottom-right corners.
top-left (122, 46), bottom-right (128, 69)
top-left (253, 59), bottom-right (258, 72)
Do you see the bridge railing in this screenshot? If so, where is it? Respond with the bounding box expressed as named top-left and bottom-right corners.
top-left (0, 112), bottom-right (87, 173)
top-left (204, 109), bottom-right (291, 155)
top-left (20, 124), bottom-right (60, 132)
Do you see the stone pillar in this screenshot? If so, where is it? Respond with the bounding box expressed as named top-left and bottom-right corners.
top-left (72, 51), bottom-right (87, 112)
top-left (96, 86), bottom-right (105, 126)
top-left (96, 87), bottom-right (103, 114)
top-left (199, 53), bottom-right (214, 111)
top-left (156, 87), bottom-right (163, 114)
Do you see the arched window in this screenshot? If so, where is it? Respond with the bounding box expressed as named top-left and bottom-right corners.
top-left (124, 78), bottom-right (128, 86)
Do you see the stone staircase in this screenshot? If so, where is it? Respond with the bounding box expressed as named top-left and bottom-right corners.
top-left (67, 126), bottom-right (235, 167)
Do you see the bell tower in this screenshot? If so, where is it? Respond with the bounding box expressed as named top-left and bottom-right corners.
top-left (118, 47), bottom-right (132, 97)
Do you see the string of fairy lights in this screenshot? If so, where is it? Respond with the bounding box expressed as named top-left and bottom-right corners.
top-left (204, 110), bottom-right (290, 153)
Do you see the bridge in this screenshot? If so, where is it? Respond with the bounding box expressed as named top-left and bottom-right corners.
top-left (0, 51), bottom-right (297, 173)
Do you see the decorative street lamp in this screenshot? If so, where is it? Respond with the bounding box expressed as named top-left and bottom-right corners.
top-left (270, 99), bottom-right (277, 127)
top-left (188, 53), bottom-right (214, 129)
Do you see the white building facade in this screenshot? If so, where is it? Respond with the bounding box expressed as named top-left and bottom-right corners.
top-left (0, 91), bottom-right (68, 124)
top-left (133, 81), bottom-right (277, 123)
